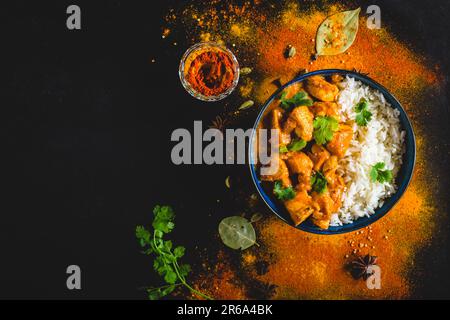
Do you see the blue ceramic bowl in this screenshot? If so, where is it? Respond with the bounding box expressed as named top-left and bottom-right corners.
top-left (249, 69), bottom-right (416, 235)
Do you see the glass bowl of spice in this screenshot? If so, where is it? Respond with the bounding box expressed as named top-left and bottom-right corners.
top-left (179, 42), bottom-right (240, 101)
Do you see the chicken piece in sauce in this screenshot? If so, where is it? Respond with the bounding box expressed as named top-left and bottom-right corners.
top-left (282, 117), bottom-right (296, 135)
top-left (271, 108), bottom-right (292, 146)
top-left (308, 144), bottom-right (330, 171)
top-left (326, 124), bottom-right (353, 158)
top-left (284, 190), bottom-right (318, 226)
top-left (305, 76), bottom-right (339, 102)
top-left (311, 191), bottom-right (335, 229)
top-left (329, 177), bottom-right (345, 213)
top-left (260, 158), bottom-right (292, 188)
top-left (311, 211), bottom-right (331, 229)
top-left (285, 152), bottom-right (313, 191)
top-left (310, 101), bottom-right (340, 120)
top-left (322, 155), bottom-right (339, 186)
top-left (281, 82), bottom-right (303, 99)
top-left (288, 106), bottom-right (314, 142)
top-left (330, 74), bottom-right (344, 84)
top-left (322, 155), bottom-right (345, 210)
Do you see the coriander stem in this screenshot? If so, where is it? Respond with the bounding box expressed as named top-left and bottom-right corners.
top-left (172, 260), bottom-right (213, 300)
top-left (139, 283), bottom-right (183, 291)
top-left (154, 283), bottom-right (183, 290)
top-left (152, 230), bottom-right (213, 300)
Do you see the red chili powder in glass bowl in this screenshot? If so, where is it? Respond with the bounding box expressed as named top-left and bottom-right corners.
top-left (179, 42), bottom-right (239, 101)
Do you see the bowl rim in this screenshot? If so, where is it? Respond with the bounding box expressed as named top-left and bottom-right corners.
top-left (248, 69), bottom-right (416, 235)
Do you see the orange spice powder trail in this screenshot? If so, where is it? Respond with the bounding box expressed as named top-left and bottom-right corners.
top-left (253, 5), bottom-right (438, 105)
top-left (165, 0), bottom-right (442, 300)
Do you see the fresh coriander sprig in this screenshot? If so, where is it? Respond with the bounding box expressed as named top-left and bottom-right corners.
top-left (279, 91), bottom-right (313, 110)
top-left (273, 181), bottom-right (296, 200)
top-left (311, 171), bottom-right (327, 194)
top-left (279, 138), bottom-right (307, 153)
top-left (313, 116), bottom-right (339, 145)
top-left (136, 205), bottom-right (213, 300)
top-left (355, 98), bottom-right (372, 126)
top-left (370, 162), bottom-right (393, 183)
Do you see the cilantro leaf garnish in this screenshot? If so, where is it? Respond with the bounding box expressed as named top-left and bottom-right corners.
top-left (288, 138), bottom-right (307, 152)
top-left (311, 171), bottom-right (327, 194)
top-left (355, 98), bottom-right (373, 126)
top-left (279, 145), bottom-right (289, 153)
top-left (355, 99), bottom-right (368, 113)
top-left (313, 116), bottom-right (339, 145)
top-left (136, 205), bottom-right (213, 300)
top-left (280, 91), bottom-right (313, 110)
top-left (273, 181), bottom-right (296, 200)
top-left (355, 110), bottom-right (372, 126)
top-left (152, 205), bottom-right (175, 233)
top-left (370, 162), bottom-right (393, 183)
top-left (279, 138), bottom-right (307, 153)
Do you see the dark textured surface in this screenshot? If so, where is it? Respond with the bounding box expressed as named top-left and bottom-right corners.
top-left (1, 0), bottom-right (449, 299)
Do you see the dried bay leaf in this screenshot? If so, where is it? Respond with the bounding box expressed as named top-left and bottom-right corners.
top-left (316, 8), bottom-right (361, 56)
top-left (218, 216), bottom-right (256, 250)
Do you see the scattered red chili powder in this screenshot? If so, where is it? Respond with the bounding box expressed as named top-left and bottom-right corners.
top-left (163, 0), bottom-right (444, 300)
top-left (184, 48), bottom-right (236, 97)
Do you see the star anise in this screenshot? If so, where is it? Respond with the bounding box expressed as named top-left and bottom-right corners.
top-left (349, 254), bottom-right (378, 280)
top-left (209, 115), bottom-right (229, 134)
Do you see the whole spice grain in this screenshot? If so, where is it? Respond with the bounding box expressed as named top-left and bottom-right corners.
top-left (238, 100), bottom-right (255, 110)
top-left (225, 176), bottom-right (231, 188)
top-left (349, 254), bottom-right (378, 280)
top-left (240, 67), bottom-right (253, 75)
top-left (286, 45), bottom-right (297, 58)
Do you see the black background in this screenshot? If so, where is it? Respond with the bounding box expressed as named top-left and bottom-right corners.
top-left (1, 0), bottom-right (449, 299)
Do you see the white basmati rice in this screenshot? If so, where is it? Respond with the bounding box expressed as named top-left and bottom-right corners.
top-left (330, 76), bottom-right (405, 226)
